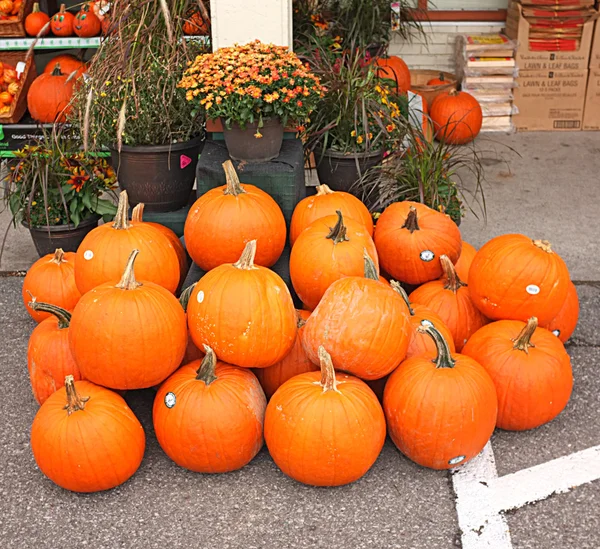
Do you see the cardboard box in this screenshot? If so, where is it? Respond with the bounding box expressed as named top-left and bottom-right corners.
top-left (591, 21), bottom-right (600, 68)
top-left (513, 69), bottom-right (588, 131)
top-left (506, 3), bottom-right (596, 71)
top-left (583, 68), bottom-right (600, 130)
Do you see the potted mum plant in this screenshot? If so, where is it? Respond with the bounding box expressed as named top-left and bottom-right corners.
top-left (179, 40), bottom-right (324, 162)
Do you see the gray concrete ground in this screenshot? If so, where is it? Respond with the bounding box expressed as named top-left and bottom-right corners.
top-left (1, 132), bottom-right (600, 549)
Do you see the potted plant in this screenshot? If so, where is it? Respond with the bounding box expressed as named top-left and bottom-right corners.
top-left (2, 130), bottom-right (117, 257)
top-left (71, 0), bottom-right (207, 212)
top-left (179, 40), bottom-right (323, 163)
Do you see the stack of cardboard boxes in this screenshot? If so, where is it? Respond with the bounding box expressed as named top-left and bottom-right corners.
top-left (583, 21), bottom-right (600, 130)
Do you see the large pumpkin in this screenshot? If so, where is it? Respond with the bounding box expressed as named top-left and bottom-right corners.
top-left (302, 252), bottom-right (411, 380)
top-left (27, 64), bottom-right (75, 123)
top-left (187, 240), bottom-right (297, 368)
top-left (290, 211), bottom-right (379, 311)
top-left (409, 255), bottom-right (488, 351)
top-left (22, 248), bottom-right (80, 322)
top-left (374, 201), bottom-right (462, 285)
top-left (468, 234), bottom-right (570, 325)
top-left (543, 281), bottom-right (579, 343)
top-left (75, 191), bottom-right (180, 295)
top-left (253, 310), bottom-right (318, 399)
top-left (27, 300), bottom-right (82, 405)
top-left (289, 184), bottom-right (373, 246)
top-left (453, 241), bottom-right (477, 282)
top-left (25, 3), bottom-right (50, 36)
top-left (383, 325), bottom-right (497, 469)
top-left (184, 160), bottom-right (286, 271)
top-left (430, 90), bottom-right (482, 145)
top-left (374, 56), bottom-right (411, 95)
top-left (74, 3), bottom-right (101, 37)
top-left (31, 376), bottom-right (145, 492)
top-left (153, 346), bottom-right (266, 473)
top-left (264, 346), bottom-right (386, 486)
top-left (50, 4), bottom-right (74, 36)
top-left (43, 54), bottom-right (87, 78)
top-left (462, 317), bottom-right (573, 431)
top-left (69, 250), bottom-right (187, 390)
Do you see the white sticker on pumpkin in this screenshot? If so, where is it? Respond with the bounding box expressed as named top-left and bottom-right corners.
top-left (196, 290), bottom-right (205, 303)
top-left (553, 329), bottom-right (560, 337)
top-left (420, 319), bottom-right (433, 327)
top-left (164, 392), bottom-right (176, 408)
top-left (83, 250), bottom-right (94, 260)
top-left (420, 250), bottom-right (435, 262)
top-left (449, 455), bottom-right (466, 466)
top-left (526, 284), bottom-right (540, 295)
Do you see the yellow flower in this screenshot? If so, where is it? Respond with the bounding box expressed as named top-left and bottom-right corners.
top-left (254, 131), bottom-right (263, 139)
top-left (356, 136), bottom-right (364, 144)
top-left (350, 130), bottom-right (356, 137)
top-left (31, 201), bottom-right (37, 206)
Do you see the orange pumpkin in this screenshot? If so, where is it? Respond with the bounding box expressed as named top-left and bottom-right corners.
top-left (153, 346), bottom-right (266, 473)
top-left (289, 184), bottom-right (373, 246)
top-left (384, 325), bottom-right (497, 469)
top-left (453, 241), bottom-right (477, 282)
top-left (426, 73), bottom-right (447, 86)
top-left (187, 240), bottom-right (297, 369)
top-left (22, 248), bottom-right (81, 323)
top-left (0, 90), bottom-right (13, 104)
top-left (302, 252), bottom-right (411, 380)
top-left (27, 300), bottom-right (82, 405)
top-left (543, 281), bottom-right (579, 343)
top-left (253, 310), bottom-right (318, 399)
top-left (50, 4), bottom-right (74, 36)
top-left (430, 90), bottom-right (482, 145)
top-left (264, 346), bottom-right (386, 486)
top-left (290, 211), bottom-right (379, 311)
top-left (374, 201), bottom-right (462, 285)
top-left (0, 0), bottom-right (13, 14)
top-left (43, 54), bottom-right (87, 78)
top-left (31, 376), bottom-right (145, 492)
top-left (462, 318), bottom-right (573, 431)
top-left (468, 234), bottom-right (570, 325)
top-left (182, 8), bottom-right (209, 35)
top-left (74, 191), bottom-right (180, 295)
top-left (374, 56), bottom-right (411, 94)
top-left (27, 64), bottom-right (75, 123)
top-left (184, 160), bottom-right (286, 271)
top-left (25, 2), bottom-right (50, 36)
top-left (74, 3), bottom-right (101, 37)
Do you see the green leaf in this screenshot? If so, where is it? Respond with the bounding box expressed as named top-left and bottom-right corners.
top-left (93, 198), bottom-right (118, 216)
top-left (70, 210), bottom-right (80, 228)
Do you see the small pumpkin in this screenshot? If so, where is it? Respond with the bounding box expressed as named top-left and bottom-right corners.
top-left (290, 211), bottom-right (379, 311)
top-left (426, 72), bottom-right (447, 86)
top-left (0, 0), bottom-right (13, 15)
top-left (383, 324), bottom-right (497, 470)
top-left (468, 234), bottom-right (570, 325)
top-left (27, 64), bottom-right (75, 123)
top-left (154, 346), bottom-right (266, 473)
top-left (187, 240), bottom-right (297, 369)
top-left (25, 3), bottom-right (50, 36)
top-left (453, 241), bottom-right (477, 282)
top-left (182, 8), bottom-right (209, 35)
top-left (184, 160), bottom-right (286, 271)
top-left (374, 55), bottom-right (411, 94)
top-left (8, 82), bottom-right (19, 95)
top-left (289, 184), bottom-right (373, 246)
top-left (31, 376), bottom-right (145, 492)
top-left (374, 201), bottom-right (462, 285)
top-left (543, 281), bottom-right (579, 343)
top-left (3, 66), bottom-right (17, 84)
top-left (74, 3), bottom-right (101, 37)
top-left (69, 250), bottom-right (188, 390)
top-left (22, 248), bottom-right (81, 323)
top-left (430, 90), bottom-right (483, 145)
top-left (462, 317), bottom-right (573, 431)
top-left (27, 300), bottom-right (82, 405)
top-left (50, 4), bottom-right (74, 37)
top-left (264, 346), bottom-right (386, 486)
top-left (43, 54), bottom-right (87, 79)
top-left (0, 90), bottom-right (13, 104)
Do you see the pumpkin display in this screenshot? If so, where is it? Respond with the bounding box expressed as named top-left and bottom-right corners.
top-left (31, 376), bottom-right (145, 492)
top-left (22, 248), bottom-right (81, 323)
top-left (69, 250), bottom-right (187, 390)
top-left (27, 65), bottom-right (75, 124)
top-left (383, 325), bottom-right (497, 470)
top-left (302, 252), bottom-right (411, 380)
top-left (187, 240), bottom-right (297, 369)
top-left (74, 3), bottom-right (101, 37)
top-left (153, 346), bottom-right (266, 473)
top-left (43, 54), bottom-right (87, 78)
top-left (453, 241), bottom-right (477, 282)
top-left (27, 300), bottom-right (82, 405)
top-left (182, 8), bottom-right (209, 35)
top-left (179, 283), bottom-right (204, 365)
top-left (468, 234), bottom-right (570, 325)
top-left (543, 281), bottom-right (579, 343)
top-left (409, 255), bottom-right (488, 351)
top-left (264, 346), bottom-right (386, 486)
top-left (290, 211), bottom-right (379, 311)
top-left (25, 3), bottom-right (50, 36)
top-left (430, 90), bottom-right (483, 145)
top-left (253, 310), bottom-right (318, 399)
top-left (0, 0), bottom-right (13, 15)
top-left (374, 201), bottom-right (462, 285)
top-left (462, 317), bottom-right (573, 431)
top-left (426, 73), bottom-right (447, 86)
top-left (374, 55), bottom-right (411, 95)
top-left (50, 4), bottom-right (74, 36)
top-left (184, 160), bottom-right (286, 271)
top-left (74, 191), bottom-right (180, 295)
top-left (289, 184), bottom-right (373, 246)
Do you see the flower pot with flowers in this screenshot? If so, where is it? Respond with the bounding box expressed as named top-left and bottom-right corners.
top-left (179, 40), bottom-right (324, 162)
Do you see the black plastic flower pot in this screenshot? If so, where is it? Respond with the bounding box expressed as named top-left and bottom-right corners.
top-left (24, 214), bottom-right (100, 257)
top-left (222, 118), bottom-right (284, 162)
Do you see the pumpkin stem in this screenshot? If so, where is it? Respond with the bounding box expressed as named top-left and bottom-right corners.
top-left (32, 2), bottom-right (41, 13)
top-left (532, 239), bottom-right (553, 254)
top-left (51, 64), bottom-right (63, 77)
top-left (222, 160), bottom-right (245, 197)
top-left (179, 283), bottom-right (197, 313)
top-left (316, 184), bottom-right (334, 196)
top-left (63, 375), bottom-right (90, 415)
top-left (438, 72), bottom-right (445, 82)
top-left (418, 324), bottom-right (456, 369)
top-left (363, 249), bottom-right (379, 280)
top-left (27, 295), bottom-right (71, 329)
top-left (112, 190), bottom-right (131, 230)
top-left (448, 89), bottom-right (460, 97)
top-left (50, 248), bottom-right (66, 264)
top-left (115, 249), bottom-right (142, 290)
top-left (131, 203), bottom-right (145, 223)
top-left (233, 240), bottom-right (257, 270)
top-left (440, 255), bottom-right (466, 293)
top-left (512, 317), bottom-right (538, 353)
top-left (402, 207), bottom-right (420, 233)
top-left (326, 210), bottom-right (349, 244)
top-left (196, 345), bottom-right (218, 385)
top-left (390, 280), bottom-right (415, 315)
top-left (297, 311), bottom-right (307, 329)
top-left (318, 346), bottom-right (339, 393)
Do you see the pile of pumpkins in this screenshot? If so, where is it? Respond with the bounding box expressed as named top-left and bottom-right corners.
top-left (0, 60), bottom-right (22, 115)
top-left (22, 160), bottom-right (578, 492)
top-left (24, 2), bottom-right (109, 38)
top-left (0, 0), bottom-right (22, 21)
